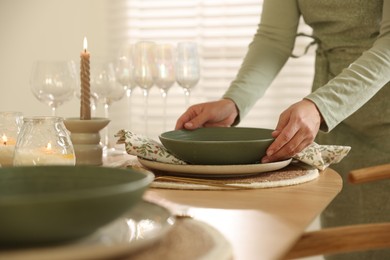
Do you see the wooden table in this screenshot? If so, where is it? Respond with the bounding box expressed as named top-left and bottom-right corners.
top-left (108, 155), bottom-right (342, 260)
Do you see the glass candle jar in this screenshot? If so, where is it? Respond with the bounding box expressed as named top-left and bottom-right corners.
top-left (0, 111), bottom-right (23, 167)
top-left (13, 116), bottom-right (75, 166)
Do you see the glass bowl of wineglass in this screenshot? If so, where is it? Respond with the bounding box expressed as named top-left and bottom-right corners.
top-left (115, 43), bottom-right (137, 130)
top-left (175, 42), bottom-right (200, 108)
top-left (90, 58), bottom-right (126, 153)
top-left (154, 43), bottom-right (176, 131)
top-left (30, 60), bottom-right (77, 115)
top-left (133, 41), bottom-right (156, 136)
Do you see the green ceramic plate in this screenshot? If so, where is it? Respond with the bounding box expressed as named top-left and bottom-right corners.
top-left (159, 127), bottom-right (274, 165)
top-left (0, 201), bottom-right (175, 260)
top-left (0, 165), bottom-right (154, 246)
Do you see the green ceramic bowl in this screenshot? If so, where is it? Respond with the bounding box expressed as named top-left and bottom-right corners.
top-left (159, 127), bottom-right (274, 165)
top-left (0, 165), bottom-right (154, 246)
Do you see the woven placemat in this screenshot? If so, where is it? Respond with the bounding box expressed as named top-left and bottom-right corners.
top-left (121, 159), bottom-right (319, 190)
top-left (120, 218), bottom-right (233, 260)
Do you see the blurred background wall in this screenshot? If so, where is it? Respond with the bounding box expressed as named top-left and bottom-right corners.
top-left (0, 0), bottom-right (108, 117)
top-left (0, 0), bottom-right (315, 141)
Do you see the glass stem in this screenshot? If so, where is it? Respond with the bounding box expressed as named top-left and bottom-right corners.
top-left (143, 89), bottom-right (149, 136)
top-left (162, 90), bottom-right (167, 132)
top-left (103, 103), bottom-right (110, 148)
top-left (126, 88), bottom-right (132, 130)
top-left (184, 89), bottom-right (191, 109)
top-left (91, 101), bottom-right (97, 118)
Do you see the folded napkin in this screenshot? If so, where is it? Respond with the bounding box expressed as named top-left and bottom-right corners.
top-left (294, 142), bottom-right (351, 170)
top-left (116, 130), bottom-right (187, 165)
top-left (116, 130), bottom-right (351, 170)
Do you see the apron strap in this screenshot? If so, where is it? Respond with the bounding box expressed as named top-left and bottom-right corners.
top-left (291, 33), bottom-right (319, 58)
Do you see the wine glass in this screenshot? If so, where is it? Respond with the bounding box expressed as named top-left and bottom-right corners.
top-left (115, 43), bottom-right (137, 130)
top-left (90, 59), bottom-right (126, 152)
top-left (30, 60), bottom-right (77, 115)
top-left (176, 42), bottom-right (200, 108)
top-left (133, 41), bottom-right (156, 136)
top-left (154, 43), bottom-right (176, 131)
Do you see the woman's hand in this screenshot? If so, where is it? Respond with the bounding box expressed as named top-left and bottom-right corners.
top-left (261, 99), bottom-right (323, 163)
top-left (175, 99), bottom-right (239, 130)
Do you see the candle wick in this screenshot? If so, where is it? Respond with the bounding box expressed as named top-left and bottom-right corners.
top-left (3, 141), bottom-right (6, 146)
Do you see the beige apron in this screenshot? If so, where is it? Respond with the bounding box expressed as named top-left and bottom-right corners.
top-left (298, 0), bottom-right (390, 259)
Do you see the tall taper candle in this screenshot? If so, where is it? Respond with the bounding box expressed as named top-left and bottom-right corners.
top-left (80, 37), bottom-right (91, 120)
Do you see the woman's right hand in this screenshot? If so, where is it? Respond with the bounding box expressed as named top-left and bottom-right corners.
top-left (175, 99), bottom-right (239, 130)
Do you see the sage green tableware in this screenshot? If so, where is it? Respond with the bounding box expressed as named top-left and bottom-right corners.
top-left (159, 127), bottom-right (274, 165)
top-left (0, 165), bottom-right (154, 245)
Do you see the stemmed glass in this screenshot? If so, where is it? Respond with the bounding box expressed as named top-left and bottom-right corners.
top-left (154, 43), bottom-right (176, 131)
top-left (30, 60), bottom-right (77, 115)
top-left (90, 59), bottom-right (126, 152)
top-left (115, 43), bottom-right (137, 130)
top-left (176, 42), bottom-right (200, 108)
top-left (133, 41), bottom-right (156, 136)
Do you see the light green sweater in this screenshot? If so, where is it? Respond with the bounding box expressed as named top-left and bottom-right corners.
top-left (223, 0), bottom-right (390, 133)
top-left (223, 2), bottom-right (390, 259)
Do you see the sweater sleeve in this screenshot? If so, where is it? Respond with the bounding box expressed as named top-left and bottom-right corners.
top-left (305, 0), bottom-right (390, 132)
top-left (223, 0), bottom-right (300, 121)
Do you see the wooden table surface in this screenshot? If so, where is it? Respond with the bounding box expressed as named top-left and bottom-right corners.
top-left (115, 155), bottom-right (344, 260)
top-left (0, 155), bottom-right (342, 260)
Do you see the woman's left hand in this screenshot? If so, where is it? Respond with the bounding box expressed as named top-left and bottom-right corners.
top-left (261, 99), bottom-right (323, 163)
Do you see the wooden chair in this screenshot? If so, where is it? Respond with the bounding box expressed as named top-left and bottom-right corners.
top-left (284, 163), bottom-right (390, 259)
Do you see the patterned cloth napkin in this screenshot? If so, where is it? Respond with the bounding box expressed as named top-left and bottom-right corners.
top-left (115, 130), bottom-right (351, 170)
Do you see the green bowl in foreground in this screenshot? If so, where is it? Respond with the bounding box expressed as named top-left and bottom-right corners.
top-left (159, 127), bottom-right (274, 165)
top-left (0, 165), bottom-right (154, 246)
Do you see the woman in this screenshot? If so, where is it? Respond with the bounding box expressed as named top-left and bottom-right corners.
top-left (175, 1), bottom-right (390, 259)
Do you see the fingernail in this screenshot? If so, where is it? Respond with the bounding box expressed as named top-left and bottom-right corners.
top-left (262, 157), bottom-right (270, 163)
top-left (267, 150), bottom-right (274, 156)
top-left (184, 122), bottom-right (193, 128)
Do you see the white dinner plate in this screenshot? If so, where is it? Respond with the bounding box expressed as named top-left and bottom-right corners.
top-left (0, 201), bottom-right (175, 260)
top-left (138, 157), bottom-right (292, 177)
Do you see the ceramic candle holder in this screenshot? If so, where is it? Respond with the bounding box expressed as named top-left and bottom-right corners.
top-left (0, 111), bottom-right (23, 167)
top-left (63, 118), bottom-right (110, 166)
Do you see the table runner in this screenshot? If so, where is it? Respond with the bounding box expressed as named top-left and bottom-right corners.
top-left (149, 162), bottom-right (319, 190)
top-left (110, 159), bottom-right (319, 190)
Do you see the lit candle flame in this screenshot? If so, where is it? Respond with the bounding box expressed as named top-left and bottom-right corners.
top-left (83, 37), bottom-right (88, 52)
top-left (2, 134), bottom-right (7, 145)
top-left (46, 142), bottom-right (52, 150)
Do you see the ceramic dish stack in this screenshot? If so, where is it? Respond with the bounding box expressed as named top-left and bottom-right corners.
top-left (159, 127), bottom-right (275, 165)
top-left (0, 165), bottom-right (183, 260)
top-left (0, 166), bottom-right (154, 245)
